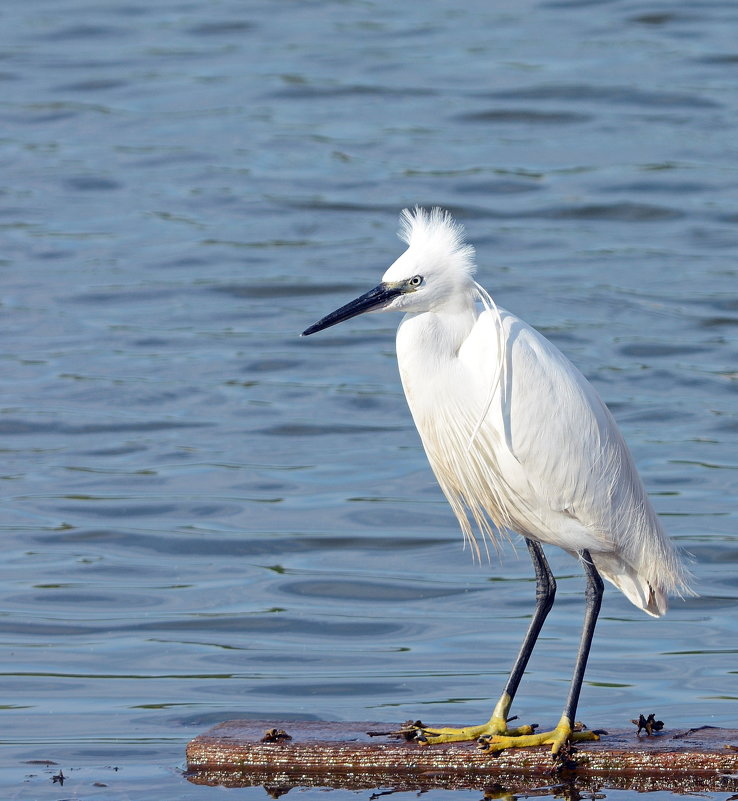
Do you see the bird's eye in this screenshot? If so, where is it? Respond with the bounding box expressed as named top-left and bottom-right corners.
top-left (409, 275), bottom-right (423, 288)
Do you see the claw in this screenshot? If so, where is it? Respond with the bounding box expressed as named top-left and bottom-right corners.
top-left (478, 715), bottom-right (600, 757)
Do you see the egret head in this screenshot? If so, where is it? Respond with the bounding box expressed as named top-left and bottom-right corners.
top-left (302, 207), bottom-right (477, 336)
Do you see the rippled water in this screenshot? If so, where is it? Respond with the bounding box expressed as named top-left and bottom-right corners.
top-left (2, 0), bottom-right (738, 799)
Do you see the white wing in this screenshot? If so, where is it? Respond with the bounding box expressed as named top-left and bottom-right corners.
top-left (458, 308), bottom-right (689, 615)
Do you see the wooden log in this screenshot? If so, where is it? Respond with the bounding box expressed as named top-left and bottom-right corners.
top-left (186, 720), bottom-right (738, 793)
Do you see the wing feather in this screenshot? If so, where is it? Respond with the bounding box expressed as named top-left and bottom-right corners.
top-left (457, 308), bottom-right (691, 610)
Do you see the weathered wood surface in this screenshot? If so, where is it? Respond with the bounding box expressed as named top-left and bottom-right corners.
top-left (186, 719), bottom-right (738, 793)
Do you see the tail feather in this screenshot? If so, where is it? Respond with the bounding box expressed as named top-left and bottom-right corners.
top-left (592, 554), bottom-right (668, 617)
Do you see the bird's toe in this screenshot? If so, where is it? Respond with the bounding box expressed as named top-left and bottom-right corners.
top-left (477, 716), bottom-right (599, 755)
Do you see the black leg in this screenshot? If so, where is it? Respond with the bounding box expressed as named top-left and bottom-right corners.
top-left (408, 542), bottom-right (602, 749)
top-left (562, 549), bottom-right (604, 724)
top-left (502, 538), bottom-right (557, 703)
top-left (475, 547), bottom-right (605, 754)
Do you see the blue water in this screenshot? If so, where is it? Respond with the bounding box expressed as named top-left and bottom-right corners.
top-left (2, 0), bottom-right (738, 799)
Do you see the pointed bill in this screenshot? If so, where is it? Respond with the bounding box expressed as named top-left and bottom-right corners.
top-left (302, 283), bottom-right (403, 336)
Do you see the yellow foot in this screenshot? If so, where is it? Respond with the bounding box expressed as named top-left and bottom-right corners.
top-left (404, 717), bottom-right (537, 745)
top-left (399, 693), bottom-right (535, 745)
top-left (478, 716), bottom-right (599, 756)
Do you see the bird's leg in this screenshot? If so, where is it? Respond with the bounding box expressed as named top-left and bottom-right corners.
top-left (479, 550), bottom-right (604, 756)
top-left (412, 539), bottom-right (555, 745)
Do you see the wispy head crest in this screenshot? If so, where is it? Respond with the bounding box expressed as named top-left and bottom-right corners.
top-left (398, 207), bottom-right (476, 277)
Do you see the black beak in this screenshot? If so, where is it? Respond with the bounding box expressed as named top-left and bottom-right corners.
top-left (302, 282), bottom-right (403, 336)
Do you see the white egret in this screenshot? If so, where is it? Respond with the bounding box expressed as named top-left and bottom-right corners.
top-left (302, 208), bottom-right (691, 755)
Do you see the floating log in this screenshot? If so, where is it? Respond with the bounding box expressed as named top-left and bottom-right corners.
top-left (186, 719), bottom-right (738, 794)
